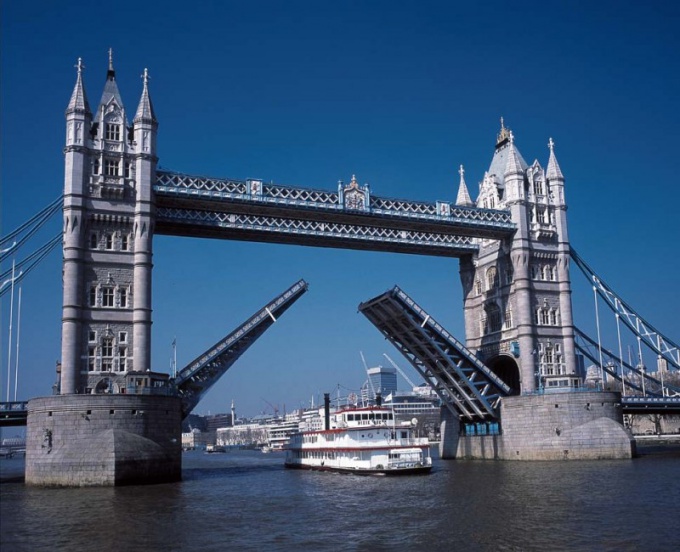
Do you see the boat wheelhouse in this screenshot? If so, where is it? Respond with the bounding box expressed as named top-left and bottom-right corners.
top-left (284, 394), bottom-right (432, 475)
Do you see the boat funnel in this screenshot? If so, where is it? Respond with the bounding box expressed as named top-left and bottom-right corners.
top-left (324, 393), bottom-right (331, 430)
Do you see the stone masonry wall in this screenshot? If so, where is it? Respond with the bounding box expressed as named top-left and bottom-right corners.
top-left (443, 391), bottom-right (635, 461)
top-left (26, 394), bottom-right (182, 486)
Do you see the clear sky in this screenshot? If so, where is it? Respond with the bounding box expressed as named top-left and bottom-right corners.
top-left (1, 1), bottom-right (678, 418)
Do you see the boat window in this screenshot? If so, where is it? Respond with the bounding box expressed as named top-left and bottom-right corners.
top-left (369, 413), bottom-right (375, 420)
top-left (401, 431), bottom-right (408, 439)
top-left (362, 414), bottom-right (368, 420)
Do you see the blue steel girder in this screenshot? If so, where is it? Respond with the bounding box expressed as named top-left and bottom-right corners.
top-left (574, 327), bottom-right (680, 397)
top-left (571, 248), bottom-right (680, 371)
top-left (0, 401), bottom-right (29, 427)
top-left (359, 286), bottom-right (511, 421)
top-left (174, 279), bottom-right (308, 418)
top-left (153, 170), bottom-right (516, 257)
top-left (620, 396), bottom-right (680, 414)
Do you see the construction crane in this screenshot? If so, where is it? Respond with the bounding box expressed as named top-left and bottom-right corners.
top-left (260, 398), bottom-right (279, 417)
top-left (383, 353), bottom-right (418, 390)
top-left (360, 351), bottom-right (378, 400)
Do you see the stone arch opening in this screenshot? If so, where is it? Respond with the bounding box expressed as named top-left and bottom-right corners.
top-left (487, 355), bottom-right (521, 395)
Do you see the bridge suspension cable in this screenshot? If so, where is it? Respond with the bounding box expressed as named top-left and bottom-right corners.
top-left (1, 196), bottom-right (63, 297)
top-left (570, 247), bottom-right (679, 372)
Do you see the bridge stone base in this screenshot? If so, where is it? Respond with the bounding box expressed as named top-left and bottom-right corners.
top-left (26, 395), bottom-right (182, 486)
top-left (440, 391), bottom-right (635, 461)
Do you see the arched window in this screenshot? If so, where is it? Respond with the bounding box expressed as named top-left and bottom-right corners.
top-left (486, 267), bottom-right (498, 291)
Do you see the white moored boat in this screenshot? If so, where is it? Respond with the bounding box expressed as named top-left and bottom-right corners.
top-left (284, 394), bottom-right (432, 475)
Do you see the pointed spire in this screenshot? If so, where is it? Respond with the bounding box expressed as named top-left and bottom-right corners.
top-left (504, 138), bottom-right (524, 177)
top-left (496, 116), bottom-right (511, 148)
top-left (97, 49), bottom-right (124, 111)
top-left (455, 164), bottom-right (474, 207)
top-left (107, 47), bottom-right (115, 80)
top-left (134, 68), bottom-right (157, 124)
top-left (546, 137), bottom-right (564, 180)
top-left (66, 58), bottom-right (91, 115)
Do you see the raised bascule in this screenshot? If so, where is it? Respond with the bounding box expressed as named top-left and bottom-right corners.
top-left (19, 54), bottom-right (678, 485)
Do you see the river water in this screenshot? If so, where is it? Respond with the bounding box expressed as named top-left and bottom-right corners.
top-left (1, 445), bottom-right (679, 551)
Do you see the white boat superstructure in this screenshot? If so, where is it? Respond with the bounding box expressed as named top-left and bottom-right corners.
top-left (284, 401), bottom-right (432, 475)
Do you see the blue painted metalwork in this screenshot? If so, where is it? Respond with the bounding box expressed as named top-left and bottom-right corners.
top-left (571, 247), bottom-right (680, 371)
top-left (359, 286), bottom-right (510, 421)
top-left (154, 169), bottom-right (516, 255)
top-left (621, 396), bottom-right (680, 414)
top-left (173, 279), bottom-right (308, 418)
top-left (574, 327), bottom-right (680, 397)
top-left (0, 401), bottom-right (29, 427)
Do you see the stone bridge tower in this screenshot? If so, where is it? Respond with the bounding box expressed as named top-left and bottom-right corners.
top-left (61, 52), bottom-right (157, 395)
top-left (26, 55), bottom-right (181, 487)
top-left (458, 121), bottom-right (579, 394)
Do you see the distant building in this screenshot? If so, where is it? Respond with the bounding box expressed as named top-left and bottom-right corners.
top-left (181, 428), bottom-right (211, 450)
top-left (365, 365), bottom-right (397, 399)
top-left (384, 391), bottom-right (439, 416)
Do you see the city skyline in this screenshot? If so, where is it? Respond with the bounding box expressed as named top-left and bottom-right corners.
top-left (1, 1), bottom-right (678, 416)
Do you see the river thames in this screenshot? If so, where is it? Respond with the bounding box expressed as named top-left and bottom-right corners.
top-left (1, 444), bottom-right (678, 551)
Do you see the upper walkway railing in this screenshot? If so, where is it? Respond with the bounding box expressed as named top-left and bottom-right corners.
top-left (154, 169), bottom-right (516, 256)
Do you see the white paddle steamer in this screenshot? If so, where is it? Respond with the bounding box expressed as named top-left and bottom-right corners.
top-left (284, 395), bottom-right (432, 475)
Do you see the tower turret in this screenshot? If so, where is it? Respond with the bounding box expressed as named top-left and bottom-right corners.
top-left (61, 58), bottom-right (93, 393)
top-left (131, 68), bottom-right (159, 372)
top-left (455, 164), bottom-right (475, 207)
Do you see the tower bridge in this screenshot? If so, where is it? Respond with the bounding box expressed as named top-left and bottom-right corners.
top-left (3, 55), bottom-right (676, 484)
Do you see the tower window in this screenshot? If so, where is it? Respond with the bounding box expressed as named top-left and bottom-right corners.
top-left (119, 287), bottom-right (128, 308)
top-left (119, 331), bottom-right (127, 343)
top-left (105, 123), bottom-right (121, 141)
top-left (93, 158), bottom-right (100, 175)
top-left (88, 330), bottom-right (97, 343)
top-left (104, 159), bottom-right (120, 176)
top-left (88, 346), bottom-right (97, 371)
top-left (101, 338), bottom-right (114, 371)
top-left (102, 286), bottom-right (115, 307)
top-left (121, 234), bottom-right (129, 251)
top-left (485, 303), bottom-right (502, 333)
top-left (534, 180), bottom-right (544, 196)
top-left (505, 267), bottom-right (514, 285)
top-left (118, 347), bottom-right (127, 372)
top-left (531, 265), bottom-right (540, 280)
top-left (486, 267), bottom-right (498, 291)
top-left (504, 308), bottom-right (513, 329)
top-left (89, 286), bottom-right (97, 307)
top-left (89, 232), bottom-right (98, 249)
top-left (105, 233), bottom-right (114, 250)
top-left (124, 162), bottom-right (132, 179)
top-left (540, 309), bottom-right (550, 325)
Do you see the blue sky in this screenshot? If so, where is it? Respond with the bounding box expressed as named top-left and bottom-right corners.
top-left (1, 1), bottom-right (678, 417)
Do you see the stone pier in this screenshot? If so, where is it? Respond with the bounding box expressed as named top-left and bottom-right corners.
top-left (440, 391), bottom-right (635, 461)
top-left (26, 395), bottom-right (182, 486)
